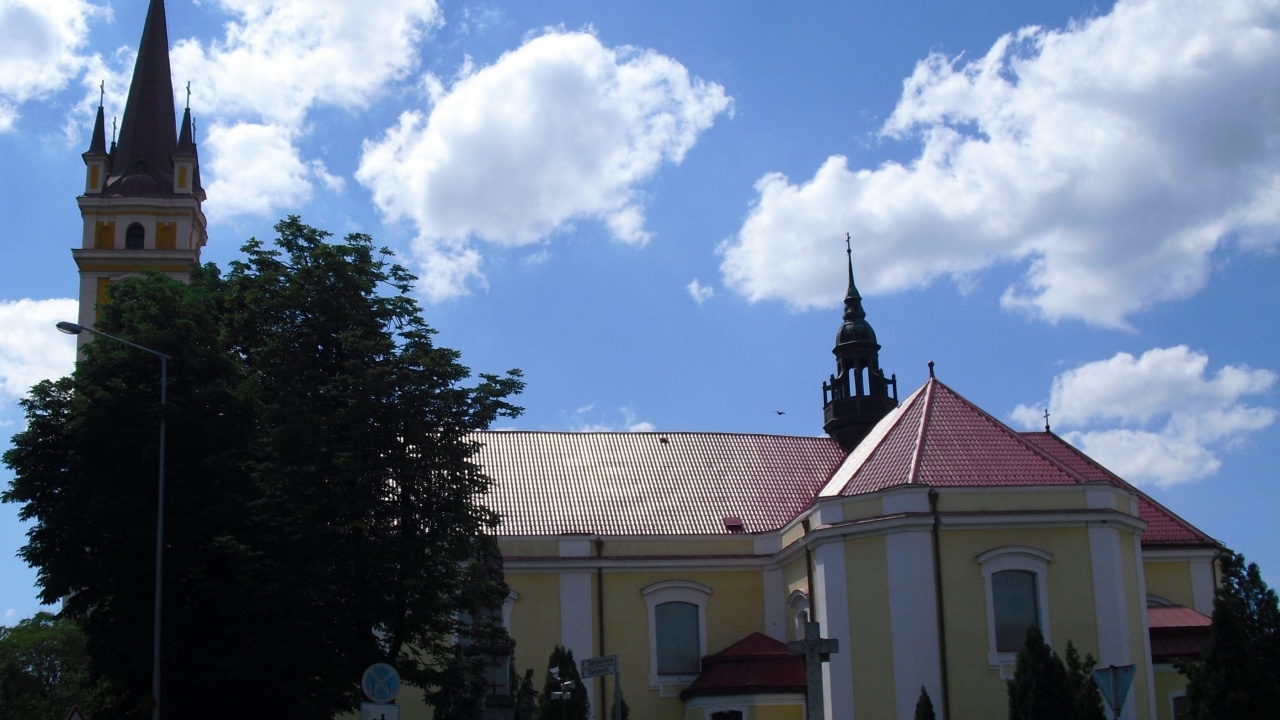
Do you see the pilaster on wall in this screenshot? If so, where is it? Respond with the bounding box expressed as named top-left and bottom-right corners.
top-left (559, 539), bottom-right (597, 719)
top-left (813, 541), bottom-right (853, 720)
top-left (1089, 524), bottom-right (1140, 720)
top-left (763, 568), bottom-right (786, 641)
top-left (886, 530), bottom-right (943, 720)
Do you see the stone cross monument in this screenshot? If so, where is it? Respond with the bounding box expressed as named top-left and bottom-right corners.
top-left (788, 621), bottom-right (839, 720)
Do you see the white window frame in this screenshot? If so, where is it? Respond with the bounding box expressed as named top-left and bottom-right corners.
top-left (642, 580), bottom-right (711, 689)
top-left (978, 546), bottom-right (1052, 667)
top-left (787, 589), bottom-right (811, 641)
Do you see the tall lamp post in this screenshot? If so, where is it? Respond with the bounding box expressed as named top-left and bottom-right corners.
top-left (57, 321), bottom-right (170, 720)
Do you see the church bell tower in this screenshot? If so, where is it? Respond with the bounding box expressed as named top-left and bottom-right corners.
top-left (822, 237), bottom-right (898, 451)
top-left (73, 0), bottom-right (206, 344)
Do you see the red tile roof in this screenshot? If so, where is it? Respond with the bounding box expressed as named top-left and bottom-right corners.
top-left (679, 632), bottom-right (805, 701)
top-left (476, 431), bottom-right (845, 536)
top-left (821, 379), bottom-right (1089, 495)
top-left (475, 379), bottom-right (1216, 547)
top-left (1020, 432), bottom-right (1217, 547)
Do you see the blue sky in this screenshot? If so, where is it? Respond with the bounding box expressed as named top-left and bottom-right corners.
top-left (1, 0), bottom-right (1278, 624)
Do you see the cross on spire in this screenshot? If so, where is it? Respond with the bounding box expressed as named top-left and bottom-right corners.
top-left (1044, 408), bottom-right (1051, 432)
top-left (185, 81), bottom-right (191, 109)
top-left (99, 80), bottom-right (105, 108)
top-left (789, 621), bottom-right (839, 720)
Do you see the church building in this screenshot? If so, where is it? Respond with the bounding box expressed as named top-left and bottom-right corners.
top-left (75, 3), bottom-right (1217, 720)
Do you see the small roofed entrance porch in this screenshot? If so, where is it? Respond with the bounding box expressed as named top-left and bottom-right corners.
top-left (680, 633), bottom-right (807, 720)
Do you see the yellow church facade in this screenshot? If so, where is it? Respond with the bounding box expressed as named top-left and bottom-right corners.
top-left (469, 373), bottom-right (1216, 720)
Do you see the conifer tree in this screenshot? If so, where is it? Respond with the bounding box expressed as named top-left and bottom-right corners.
top-left (1063, 641), bottom-right (1106, 720)
top-left (914, 685), bottom-right (937, 720)
top-left (1007, 626), bottom-right (1072, 720)
top-left (538, 646), bottom-right (589, 720)
top-left (1180, 551), bottom-right (1280, 719)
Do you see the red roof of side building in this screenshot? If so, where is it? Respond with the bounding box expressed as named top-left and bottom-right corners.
top-left (1019, 432), bottom-right (1217, 547)
top-left (476, 431), bottom-right (845, 536)
top-left (1148, 605), bottom-right (1213, 662)
top-left (821, 378), bottom-right (1091, 496)
top-left (679, 632), bottom-right (805, 701)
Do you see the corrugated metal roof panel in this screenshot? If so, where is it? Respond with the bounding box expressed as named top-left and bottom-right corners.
top-left (477, 431), bottom-right (845, 536)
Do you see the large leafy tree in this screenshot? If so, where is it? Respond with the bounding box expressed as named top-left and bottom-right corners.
top-left (1180, 551), bottom-right (1280, 719)
top-left (4, 217), bottom-right (523, 720)
top-left (0, 612), bottom-right (116, 720)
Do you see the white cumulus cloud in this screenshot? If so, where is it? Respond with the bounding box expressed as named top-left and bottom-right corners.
top-left (0, 0), bottom-right (103, 132)
top-left (202, 122), bottom-right (314, 218)
top-left (720, 0), bottom-right (1280, 328)
top-left (1011, 346), bottom-right (1276, 486)
top-left (0, 298), bottom-right (78, 400)
top-left (357, 29), bottom-right (732, 300)
top-left (166, 0), bottom-right (442, 219)
top-left (687, 278), bottom-right (714, 304)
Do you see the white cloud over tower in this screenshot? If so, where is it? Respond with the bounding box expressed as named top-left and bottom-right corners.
top-left (720, 0), bottom-right (1280, 328)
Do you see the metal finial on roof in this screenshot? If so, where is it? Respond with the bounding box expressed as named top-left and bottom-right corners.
top-left (928, 360), bottom-right (935, 378)
top-left (98, 80), bottom-right (105, 108)
top-left (1044, 408), bottom-right (1051, 433)
top-left (185, 81), bottom-right (191, 110)
top-left (112, 116), bottom-right (117, 144)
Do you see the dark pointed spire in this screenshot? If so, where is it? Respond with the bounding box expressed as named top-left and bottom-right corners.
top-left (822, 234), bottom-right (897, 451)
top-left (176, 106), bottom-right (194, 152)
top-left (88, 103), bottom-right (107, 154)
top-left (836, 233), bottom-right (876, 346)
top-left (842, 233), bottom-right (867, 322)
top-left (109, 0), bottom-right (177, 195)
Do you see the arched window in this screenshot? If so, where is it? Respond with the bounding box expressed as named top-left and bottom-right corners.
top-left (643, 580), bottom-right (711, 688)
top-left (125, 223), bottom-right (145, 249)
top-left (978, 546), bottom-right (1052, 666)
top-left (788, 589), bottom-right (811, 641)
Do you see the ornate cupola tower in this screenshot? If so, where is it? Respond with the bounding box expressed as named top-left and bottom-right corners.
top-left (72, 0), bottom-right (206, 343)
top-left (822, 236), bottom-right (898, 451)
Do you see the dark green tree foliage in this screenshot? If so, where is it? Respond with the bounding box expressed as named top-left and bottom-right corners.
top-left (1007, 625), bottom-right (1072, 720)
top-left (0, 612), bottom-right (116, 720)
top-left (429, 535), bottom-right (514, 720)
top-left (1063, 642), bottom-right (1106, 720)
top-left (4, 218), bottom-right (523, 720)
top-left (5, 266), bottom-right (253, 720)
top-left (1181, 551), bottom-right (1280, 719)
top-left (916, 681), bottom-right (936, 717)
top-left (914, 685), bottom-right (937, 720)
top-left (538, 645), bottom-right (589, 720)
top-left (609, 681), bottom-right (629, 720)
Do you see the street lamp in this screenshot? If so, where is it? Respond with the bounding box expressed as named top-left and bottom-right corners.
top-left (57, 321), bottom-right (170, 720)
